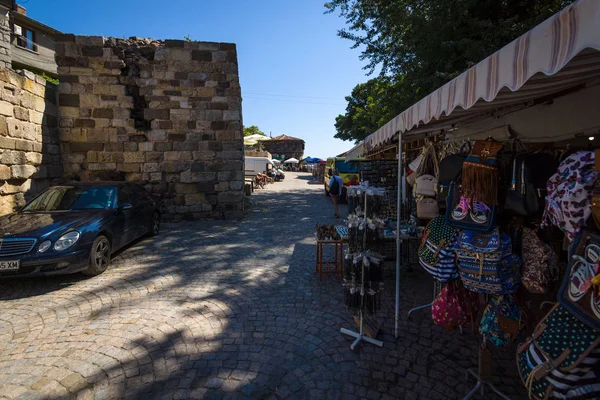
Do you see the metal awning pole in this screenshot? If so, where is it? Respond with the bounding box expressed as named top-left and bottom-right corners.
top-left (395, 133), bottom-right (403, 339)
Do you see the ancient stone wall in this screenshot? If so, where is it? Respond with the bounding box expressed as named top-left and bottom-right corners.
top-left (55, 36), bottom-right (244, 220)
top-left (0, 14), bottom-right (10, 70)
top-left (0, 69), bottom-right (62, 214)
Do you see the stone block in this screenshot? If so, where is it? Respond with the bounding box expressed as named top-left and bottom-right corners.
top-left (215, 181), bottom-right (229, 192)
top-left (0, 136), bottom-right (14, 150)
top-left (165, 151), bottom-right (191, 161)
top-left (144, 109), bottom-right (170, 120)
top-left (184, 193), bottom-right (206, 205)
top-left (60, 107), bottom-right (79, 118)
top-left (154, 142), bottom-right (172, 152)
top-left (0, 164), bottom-right (9, 179)
top-left (197, 181), bottom-right (214, 192)
top-left (0, 100), bottom-right (12, 117)
top-left (230, 181), bottom-right (243, 191)
top-left (217, 191), bottom-right (243, 203)
top-left (59, 94), bottom-right (80, 107)
top-left (167, 133), bottom-right (186, 142)
top-left (123, 142), bottom-right (138, 152)
top-left (191, 50), bottom-right (212, 62)
top-left (86, 129), bottom-right (109, 142)
top-left (68, 142), bottom-right (104, 152)
top-left (223, 110), bottom-right (240, 121)
top-left (174, 183), bottom-right (197, 194)
top-left (149, 172), bottom-right (162, 182)
top-left (142, 163), bottom-right (159, 173)
top-left (138, 142), bottom-right (153, 152)
top-left (211, 121), bottom-right (227, 130)
top-left (10, 164), bottom-right (37, 179)
top-left (87, 162), bottom-right (116, 171)
top-left (173, 142), bottom-right (198, 151)
top-left (118, 163), bottom-right (140, 173)
top-left (92, 108), bottom-right (114, 119)
top-left (180, 171), bottom-right (216, 183)
top-left (123, 152), bottom-right (145, 163)
top-left (25, 152), bottom-right (42, 165)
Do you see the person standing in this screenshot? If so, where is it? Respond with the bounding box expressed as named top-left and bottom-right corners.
top-left (328, 169), bottom-right (343, 218)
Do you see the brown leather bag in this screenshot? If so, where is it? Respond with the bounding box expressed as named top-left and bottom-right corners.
top-left (592, 149), bottom-right (600, 230)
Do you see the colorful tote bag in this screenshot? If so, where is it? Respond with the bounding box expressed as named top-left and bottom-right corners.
top-left (541, 151), bottom-right (598, 242)
top-left (456, 229), bottom-right (521, 294)
top-left (480, 295), bottom-right (522, 347)
top-left (521, 227), bottom-right (559, 294)
top-left (559, 230), bottom-right (600, 330)
top-left (418, 215), bottom-right (459, 282)
top-left (517, 304), bottom-right (600, 400)
top-left (432, 280), bottom-right (479, 331)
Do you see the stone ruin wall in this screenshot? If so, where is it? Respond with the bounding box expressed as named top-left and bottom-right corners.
top-left (55, 35), bottom-right (244, 221)
top-left (0, 69), bottom-right (62, 214)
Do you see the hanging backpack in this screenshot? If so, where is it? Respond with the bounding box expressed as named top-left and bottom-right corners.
top-left (456, 229), bottom-right (521, 294)
top-left (461, 139), bottom-right (503, 206)
top-left (480, 294), bottom-right (523, 347)
top-left (505, 152), bottom-right (559, 216)
top-left (541, 151), bottom-right (598, 242)
top-left (432, 280), bottom-right (479, 331)
top-left (415, 143), bottom-right (439, 197)
top-left (521, 227), bottom-right (559, 294)
top-left (517, 304), bottom-right (600, 400)
top-left (446, 173), bottom-right (496, 232)
top-left (418, 215), bottom-right (459, 282)
top-left (437, 142), bottom-right (471, 208)
top-left (558, 230), bottom-right (600, 330)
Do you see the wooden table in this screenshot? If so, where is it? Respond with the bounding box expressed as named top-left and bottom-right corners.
top-left (315, 233), bottom-right (344, 280)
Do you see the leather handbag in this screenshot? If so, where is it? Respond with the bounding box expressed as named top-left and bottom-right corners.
top-left (417, 197), bottom-right (439, 219)
top-left (415, 174), bottom-right (436, 196)
top-left (415, 143), bottom-right (439, 196)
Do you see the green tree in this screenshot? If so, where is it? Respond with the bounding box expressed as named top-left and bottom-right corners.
top-left (244, 125), bottom-right (266, 137)
top-left (326, 0), bottom-right (574, 141)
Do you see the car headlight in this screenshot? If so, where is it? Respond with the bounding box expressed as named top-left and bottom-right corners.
top-left (38, 240), bottom-right (52, 253)
top-left (54, 231), bottom-right (80, 251)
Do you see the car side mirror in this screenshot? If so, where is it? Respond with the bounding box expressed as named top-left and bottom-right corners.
top-left (118, 203), bottom-right (133, 212)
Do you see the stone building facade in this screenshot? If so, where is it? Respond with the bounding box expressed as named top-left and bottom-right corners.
top-left (0, 68), bottom-right (61, 214)
top-left (55, 36), bottom-right (244, 220)
top-left (261, 134), bottom-right (305, 161)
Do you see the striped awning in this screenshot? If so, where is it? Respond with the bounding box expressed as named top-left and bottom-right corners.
top-left (364, 0), bottom-right (600, 150)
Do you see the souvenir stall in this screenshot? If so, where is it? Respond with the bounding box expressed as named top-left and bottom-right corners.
top-left (348, 0), bottom-right (600, 398)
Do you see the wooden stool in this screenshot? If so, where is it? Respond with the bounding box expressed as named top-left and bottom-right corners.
top-left (315, 239), bottom-right (344, 280)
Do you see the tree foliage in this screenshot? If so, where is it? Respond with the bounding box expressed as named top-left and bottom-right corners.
top-left (243, 125), bottom-right (266, 137)
top-left (326, 0), bottom-right (574, 142)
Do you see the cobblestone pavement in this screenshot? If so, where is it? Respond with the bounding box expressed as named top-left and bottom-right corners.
top-left (0, 173), bottom-right (527, 399)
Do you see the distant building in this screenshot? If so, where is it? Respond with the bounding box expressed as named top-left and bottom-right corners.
top-left (0, 0), bottom-right (60, 77)
top-left (261, 134), bottom-right (305, 162)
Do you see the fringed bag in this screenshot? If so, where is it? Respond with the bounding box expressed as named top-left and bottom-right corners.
top-left (462, 140), bottom-right (503, 206)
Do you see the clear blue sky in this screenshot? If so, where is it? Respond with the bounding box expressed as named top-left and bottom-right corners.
top-left (26, 0), bottom-right (370, 159)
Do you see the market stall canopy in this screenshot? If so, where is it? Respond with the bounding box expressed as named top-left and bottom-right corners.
top-left (283, 158), bottom-right (299, 164)
top-left (364, 0), bottom-right (600, 150)
top-left (244, 134), bottom-right (271, 146)
top-left (305, 157), bottom-right (323, 163)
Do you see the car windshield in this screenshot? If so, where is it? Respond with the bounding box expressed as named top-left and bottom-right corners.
top-left (23, 186), bottom-right (116, 212)
top-left (335, 160), bottom-right (359, 173)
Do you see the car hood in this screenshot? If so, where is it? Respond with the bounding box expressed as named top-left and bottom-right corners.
top-left (0, 211), bottom-right (107, 239)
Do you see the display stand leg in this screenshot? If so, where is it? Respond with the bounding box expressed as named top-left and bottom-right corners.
top-left (463, 369), bottom-right (510, 400)
top-left (340, 311), bottom-right (384, 350)
top-left (407, 280), bottom-right (441, 318)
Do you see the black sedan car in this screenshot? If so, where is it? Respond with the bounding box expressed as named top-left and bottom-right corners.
top-left (0, 182), bottom-right (160, 277)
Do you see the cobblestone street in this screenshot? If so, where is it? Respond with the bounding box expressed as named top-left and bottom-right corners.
top-left (0, 173), bottom-right (526, 399)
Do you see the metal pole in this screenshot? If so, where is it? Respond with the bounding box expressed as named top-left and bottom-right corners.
top-left (395, 134), bottom-right (403, 339)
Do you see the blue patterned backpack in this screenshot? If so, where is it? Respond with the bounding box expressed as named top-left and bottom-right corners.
top-left (455, 229), bottom-right (521, 294)
top-left (517, 304), bottom-right (600, 400)
top-left (418, 215), bottom-right (459, 282)
top-left (480, 295), bottom-right (523, 347)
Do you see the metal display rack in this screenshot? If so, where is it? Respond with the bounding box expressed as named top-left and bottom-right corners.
top-left (340, 189), bottom-right (384, 350)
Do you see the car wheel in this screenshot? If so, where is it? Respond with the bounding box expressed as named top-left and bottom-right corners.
top-left (150, 212), bottom-right (160, 237)
top-left (82, 235), bottom-right (111, 276)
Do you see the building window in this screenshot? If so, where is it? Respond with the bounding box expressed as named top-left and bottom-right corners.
top-left (17, 29), bottom-right (37, 52)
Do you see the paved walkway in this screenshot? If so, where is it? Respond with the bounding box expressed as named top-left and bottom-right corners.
top-left (0, 173), bottom-right (526, 399)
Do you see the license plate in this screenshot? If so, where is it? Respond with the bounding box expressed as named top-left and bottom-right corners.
top-left (0, 260), bottom-right (19, 271)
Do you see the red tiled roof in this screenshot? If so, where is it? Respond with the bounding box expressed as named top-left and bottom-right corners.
top-left (270, 134), bottom-right (304, 142)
